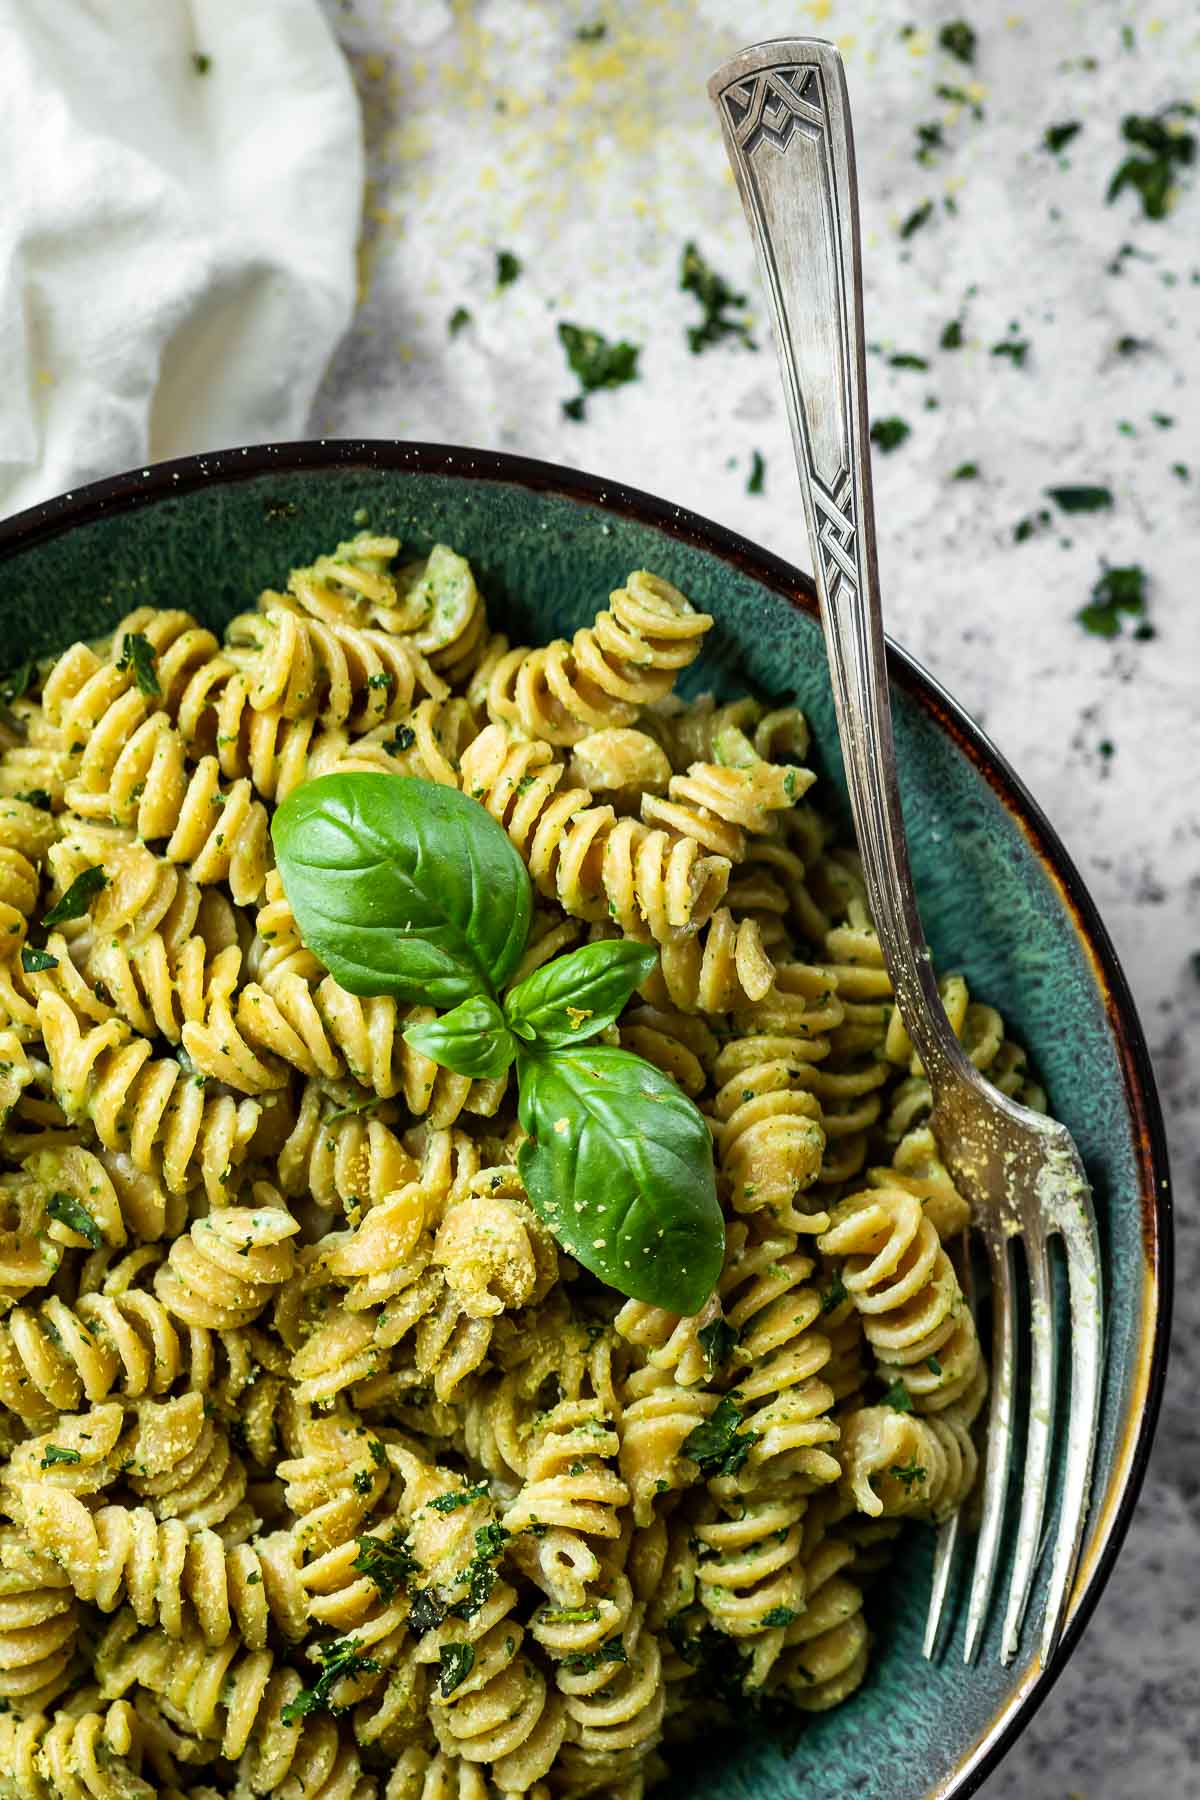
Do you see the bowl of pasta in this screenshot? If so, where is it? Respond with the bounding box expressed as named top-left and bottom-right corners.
top-left (0, 439), bottom-right (1170, 1800)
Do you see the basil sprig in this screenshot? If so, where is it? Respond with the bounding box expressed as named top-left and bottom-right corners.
top-left (273, 774), bottom-right (723, 1315)
top-left (273, 775), bottom-right (531, 1006)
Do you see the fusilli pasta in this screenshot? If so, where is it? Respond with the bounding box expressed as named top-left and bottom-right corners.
top-left (0, 536), bottom-right (1049, 1795)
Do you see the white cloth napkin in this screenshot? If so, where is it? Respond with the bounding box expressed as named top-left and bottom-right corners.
top-left (0, 0), bottom-right (363, 520)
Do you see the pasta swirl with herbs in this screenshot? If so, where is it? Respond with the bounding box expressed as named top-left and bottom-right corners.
top-left (0, 533), bottom-right (1055, 1795)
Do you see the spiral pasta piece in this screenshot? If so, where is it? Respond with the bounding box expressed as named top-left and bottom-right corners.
top-left (95, 1611), bottom-right (375, 1796)
top-left (42, 608), bottom-right (203, 767)
top-left (416, 1583), bottom-right (566, 1787)
top-left (837, 1386), bottom-right (983, 1523)
top-left (227, 600), bottom-right (447, 731)
top-left (24, 1144), bottom-right (183, 1247)
top-left (616, 1005), bottom-right (717, 1098)
top-left (119, 1392), bottom-right (248, 1531)
top-left (153, 1200), bottom-right (299, 1330)
top-left (484, 572), bottom-right (711, 747)
top-left (708, 1034), bottom-right (830, 1233)
top-left (554, 1610), bottom-right (665, 1794)
top-left (645, 907), bottom-right (778, 1014)
top-left (0, 1286), bottom-right (200, 1425)
top-left (716, 1226), bottom-right (841, 1494)
top-left (502, 1400), bottom-right (629, 1545)
top-left (771, 1528), bottom-right (869, 1711)
top-left (275, 1080), bottom-right (418, 1217)
top-left (642, 746), bottom-right (809, 862)
top-left (4, 1404), bottom-right (127, 1500)
top-left (613, 1291), bottom-right (720, 1389)
top-left (617, 1368), bottom-right (722, 1526)
top-left (277, 1407), bottom-right (391, 1562)
top-left (817, 1184), bottom-right (983, 1414)
top-left (13, 1486), bottom-right (305, 1650)
top-left (0, 1531), bottom-right (80, 1714)
top-left (693, 1482), bottom-right (809, 1683)
top-left (36, 992), bottom-right (260, 1204)
top-left (285, 538), bottom-right (488, 683)
top-left (460, 724), bottom-right (729, 942)
top-left (0, 1695), bottom-right (153, 1798)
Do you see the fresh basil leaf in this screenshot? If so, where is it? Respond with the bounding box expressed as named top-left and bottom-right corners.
top-left (272, 774), bottom-right (532, 1005)
top-left (504, 940), bottom-right (657, 1048)
top-left (20, 948), bottom-right (58, 974)
top-left (403, 995), bottom-right (516, 1080)
top-left (516, 1044), bottom-right (722, 1314)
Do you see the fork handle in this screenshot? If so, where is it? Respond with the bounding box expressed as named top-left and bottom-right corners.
top-left (709, 39), bottom-right (968, 1086)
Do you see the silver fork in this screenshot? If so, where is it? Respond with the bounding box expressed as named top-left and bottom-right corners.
top-left (709, 38), bottom-right (1104, 1667)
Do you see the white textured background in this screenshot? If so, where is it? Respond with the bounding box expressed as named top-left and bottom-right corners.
top-left (313, 1), bottom-right (1199, 1793)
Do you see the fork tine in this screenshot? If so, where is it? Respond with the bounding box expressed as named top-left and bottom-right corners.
top-left (1001, 1234), bottom-right (1057, 1661)
top-left (923, 1509), bottom-right (960, 1659)
top-left (1040, 1187), bottom-right (1104, 1667)
top-left (963, 1225), bottom-right (1015, 1663)
top-left (924, 1232), bottom-right (975, 1661)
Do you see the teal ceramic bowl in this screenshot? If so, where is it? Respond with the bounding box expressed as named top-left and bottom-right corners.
top-left (0, 442), bottom-right (1171, 1799)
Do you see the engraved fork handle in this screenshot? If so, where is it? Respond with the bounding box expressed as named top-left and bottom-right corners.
top-left (709, 39), bottom-right (971, 1088)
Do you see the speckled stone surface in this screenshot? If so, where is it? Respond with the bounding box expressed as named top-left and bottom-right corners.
top-left (310, 2), bottom-right (1199, 1794)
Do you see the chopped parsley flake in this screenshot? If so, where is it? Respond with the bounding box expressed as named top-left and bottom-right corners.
top-left (448, 307), bottom-right (473, 337)
top-left (951, 462), bottom-right (979, 481)
top-left (428, 1484), bottom-right (489, 1513)
top-left (682, 1396), bottom-right (757, 1477)
top-left (557, 322), bottom-right (640, 420)
top-left (1077, 564), bottom-right (1150, 638)
top-left (881, 1379), bottom-right (913, 1413)
top-left (561, 1636), bottom-right (627, 1674)
top-left (820, 1268), bottom-right (849, 1315)
top-left (915, 122), bottom-right (945, 165)
top-left (893, 1460), bottom-right (928, 1491)
top-left (46, 1192), bottom-right (103, 1248)
top-left (991, 337), bottom-right (1030, 367)
top-left (20, 947), bottom-right (57, 973)
top-left (1107, 104), bottom-right (1196, 222)
top-left (899, 200), bottom-right (934, 239)
top-left (40, 1444), bottom-right (82, 1468)
top-left (747, 450), bottom-right (765, 495)
top-left (940, 319), bottom-right (964, 350)
top-left (116, 632), bottom-right (161, 697)
top-left (938, 20), bottom-right (976, 64)
top-left (698, 1317), bottom-right (738, 1375)
top-left (679, 242), bottom-right (756, 354)
top-left (438, 1642), bottom-right (475, 1696)
top-left (496, 250), bottom-right (522, 288)
top-left (280, 1636), bottom-right (380, 1725)
top-left (1043, 121), bottom-right (1082, 154)
top-left (43, 866), bottom-right (107, 927)
top-left (352, 1532), bottom-right (420, 1602)
top-left (870, 417), bottom-right (911, 453)
top-left (1046, 485), bottom-right (1113, 513)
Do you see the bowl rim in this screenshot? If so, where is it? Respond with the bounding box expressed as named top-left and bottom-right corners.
top-left (0, 437), bottom-right (1173, 1797)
